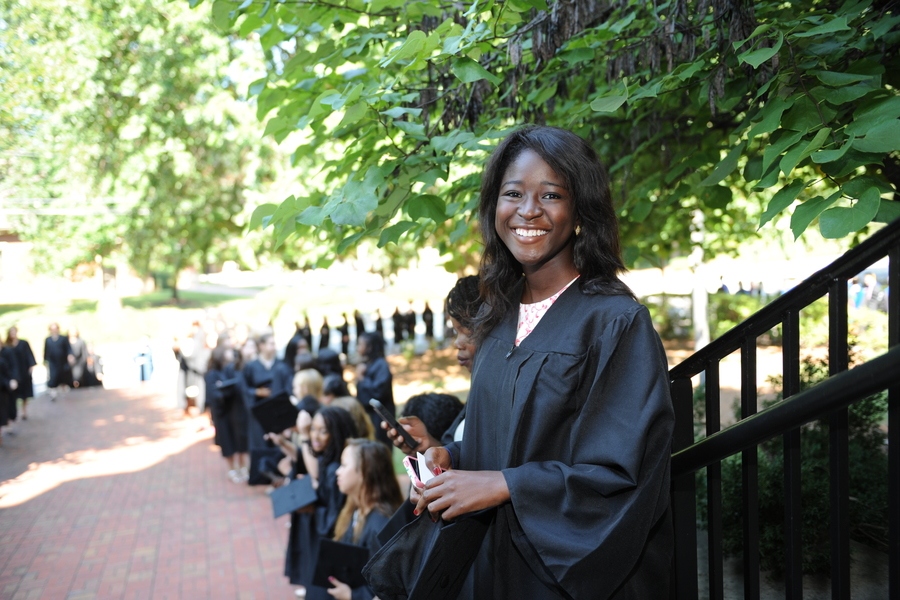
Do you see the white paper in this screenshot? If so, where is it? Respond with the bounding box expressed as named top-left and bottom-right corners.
top-left (417, 452), bottom-right (434, 485)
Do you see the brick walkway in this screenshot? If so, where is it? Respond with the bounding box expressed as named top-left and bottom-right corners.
top-left (0, 384), bottom-right (297, 600)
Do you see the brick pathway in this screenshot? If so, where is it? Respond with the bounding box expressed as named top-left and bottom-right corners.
top-left (0, 384), bottom-right (297, 600)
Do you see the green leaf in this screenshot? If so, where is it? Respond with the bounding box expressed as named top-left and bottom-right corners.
top-left (431, 130), bottom-right (476, 154)
top-left (248, 78), bottom-right (267, 97)
top-left (790, 191), bottom-right (841, 240)
top-left (759, 179), bottom-right (805, 228)
top-left (819, 188), bottom-right (881, 238)
top-left (791, 16), bottom-right (850, 38)
top-left (811, 71), bottom-right (873, 86)
top-left (700, 142), bottom-right (745, 186)
top-left (843, 176), bottom-right (894, 198)
top-left (762, 130), bottom-right (804, 173)
top-left (845, 97), bottom-right (900, 137)
top-left (338, 101), bottom-right (368, 128)
top-left (211, 0), bottom-right (234, 31)
top-left (380, 107), bottom-right (423, 119)
top-left (733, 24), bottom-right (773, 50)
top-left (737, 32), bottom-right (783, 69)
top-left (747, 97), bottom-right (793, 139)
top-left (378, 220), bottom-right (415, 246)
top-left (812, 135), bottom-right (854, 164)
top-left (852, 119), bottom-right (900, 153)
top-left (451, 57), bottom-right (501, 85)
top-left (407, 194), bottom-right (446, 222)
top-left (590, 94), bottom-right (628, 113)
top-left (702, 185), bottom-right (732, 209)
top-left (630, 198), bottom-right (652, 222)
top-left (337, 232), bottom-right (367, 255)
top-left (249, 203), bottom-right (278, 230)
top-left (781, 127), bottom-right (831, 174)
top-left (298, 205), bottom-right (328, 226)
top-left (188, 0), bottom-right (205, 7)
top-left (875, 200), bottom-right (900, 224)
top-left (383, 30), bottom-right (427, 65)
top-left (332, 180), bottom-right (378, 226)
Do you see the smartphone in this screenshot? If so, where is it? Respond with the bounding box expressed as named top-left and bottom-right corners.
top-left (402, 455), bottom-right (424, 488)
top-left (368, 398), bottom-right (419, 451)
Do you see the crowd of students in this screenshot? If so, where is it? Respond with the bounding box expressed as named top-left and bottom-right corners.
top-left (0, 323), bottom-right (103, 446)
top-left (179, 277), bottom-right (481, 598)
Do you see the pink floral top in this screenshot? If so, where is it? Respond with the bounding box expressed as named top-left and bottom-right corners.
top-left (515, 277), bottom-right (580, 346)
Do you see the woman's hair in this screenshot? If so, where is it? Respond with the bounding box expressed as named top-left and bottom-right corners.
top-left (333, 439), bottom-right (404, 543)
top-left (445, 276), bottom-right (482, 331)
top-left (293, 369), bottom-right (323, 399)
top-left (316, 348), bottom-right (343, 377)
top-left (401, 393), bottom-right (464, 441)
top-left (358, 332), bottom-right (385, 361)
top-left (322, 373), bottom-right (350, 398)
top-left (331, 396), bottom-right (375, 440)
top-left (314, 405), bottom-right (359, 465)
top-left (474, 125), bottom-right (633, 342)
top-left (207, 345), bottom-right (230, 372)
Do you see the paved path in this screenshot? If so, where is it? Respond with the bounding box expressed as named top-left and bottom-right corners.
top-left (0, 384), bottom-right (296, 600)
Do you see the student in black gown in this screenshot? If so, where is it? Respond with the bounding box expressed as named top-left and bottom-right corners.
top-left (206, 346), bottom-right (250, 483)
top-left (354, 332), bottom-right (394, 448)
top-left (285, 405), bottom-right (357, 597)
top-left (404, 301), bottom-right (416, 343)
top-left (415, 126), bottom-right (675, 599)
top-left (242, 333), bottom-right (293, 473)
top-left (353, 310), bottom-right (366, 342)
top-left (372, 309), bottom-right (383, 339)
top-left (284, 323), bottom-right (307, 373)
top-left (421, 302), bottom-right (434, 340)
top-left (0, 342), bottom-right (18, 441)
top-left (390, 308), bottom-right (403, 345)
top-left (325, 439), bottom-right (403, 600)
top-left (338, 314), bottom-right (350, 357)
top-left (319, 317), bottom-right (331, 354)
top-left (43, 323), bottom-right (73, 400)
top-left (300, 314), bottom-right (314, 350)
top-left (5, 327), bottom-right (36, 421)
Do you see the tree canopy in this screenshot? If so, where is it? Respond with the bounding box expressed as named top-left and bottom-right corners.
top-left (201, 0), bottom-right (900, 269)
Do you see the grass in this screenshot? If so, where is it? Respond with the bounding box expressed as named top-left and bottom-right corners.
top-left (120, 289), bottom-right (240, 310)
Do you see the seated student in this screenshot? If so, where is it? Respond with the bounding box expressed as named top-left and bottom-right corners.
top-left (285, 406), bottom-right (358, 599)
top-left (325, 439), bottom-right (404, 600)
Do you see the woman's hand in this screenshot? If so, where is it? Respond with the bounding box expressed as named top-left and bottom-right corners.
top-left (296, 410), bottom-right (312, 438)
top-left (326, 577), bottom-right (352, 600)
top-left (416, 448), bottom-right (509, 521)
top-left (381, 415), bottom-right (439, 455)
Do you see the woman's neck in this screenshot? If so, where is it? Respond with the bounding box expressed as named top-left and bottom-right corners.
top-left (522, 268), bottom-right (580, 303)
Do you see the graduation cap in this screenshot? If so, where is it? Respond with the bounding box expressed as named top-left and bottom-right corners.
top-left (270, 476), bottom-right (317, 519)
top-left (363, 509), bottom-right (494, 600)
top-left (250, 391), bottom-right (299, 433)
top-left (312, 538), bottom-right (371, 589)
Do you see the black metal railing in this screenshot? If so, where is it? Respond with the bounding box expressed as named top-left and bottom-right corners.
top-left (668, 218), bottom-right (900, 600)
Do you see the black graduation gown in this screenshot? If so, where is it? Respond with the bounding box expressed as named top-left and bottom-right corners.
top-left (335, 509), bottom-right (391, 600)
top-left (319, 322), bottom-right (331, 354)
top-left (206, 365), bottom-right (249, 457)
top-left (285, 460), bottom-right (346, 589)
top-left (354, 312), bottom-right (366, 339)
top-left (422, 304), bottom-right (434, 339)
top-left (44, 335), bottom-right (72, 388)
top-left (284, 331), bottom-right (304, 372)
top-left (11, 340), bottom-right (36, 400)
top-left (391, 309), bottom-right (404, 342)
top-left (242, 359), bottom-right (293, 451)
top-left (356, 357), bottom-right (394, 447)
top-left (339, 319), bottom-right (350, 356)
top-left (450, 282), bottom-right (674, 600)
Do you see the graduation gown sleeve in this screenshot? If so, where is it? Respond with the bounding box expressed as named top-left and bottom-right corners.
top-left (461, 286), bottom-right (674, 599)
top-left (356, 357), bottom-right (394, 411)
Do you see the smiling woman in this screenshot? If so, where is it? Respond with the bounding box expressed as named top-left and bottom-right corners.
top-left (409, 126), bottom-right (675, 599)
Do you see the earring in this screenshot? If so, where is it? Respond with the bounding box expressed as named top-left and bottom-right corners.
top-left (575, 225), bottom-right (582, 235)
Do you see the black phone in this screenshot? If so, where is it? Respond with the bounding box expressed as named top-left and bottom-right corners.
top-left (368, 398), bottom-right (419, 451)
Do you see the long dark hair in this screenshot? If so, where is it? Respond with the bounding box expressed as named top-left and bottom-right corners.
top-left (473, 125), bottom-right (633, 342)
top-left (445, 275), bottom-right (482, 331)
top-left (333, 439), bottom-right (403, 543)
top-left (314, 405), bottom-right (358, 465)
